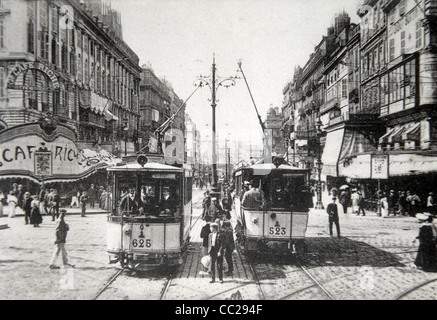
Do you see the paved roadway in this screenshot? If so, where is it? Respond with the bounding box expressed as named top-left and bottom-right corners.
top-left (1, 188), bottom-right (437, 300)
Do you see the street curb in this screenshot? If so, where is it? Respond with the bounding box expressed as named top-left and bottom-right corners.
top-left (0, 223), bottom-right (8, 229)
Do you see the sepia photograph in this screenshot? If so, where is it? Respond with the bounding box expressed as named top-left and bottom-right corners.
top-left (0, 0), bottom-right (437, 306)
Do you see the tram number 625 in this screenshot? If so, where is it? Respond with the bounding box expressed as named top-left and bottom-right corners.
top-left (132, 239), bottom-right (151, 248)
top-left (269, 227), bottom-right (286, 236)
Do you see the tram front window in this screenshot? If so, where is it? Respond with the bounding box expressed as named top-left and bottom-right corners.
top-left (268, 174), bottom-right (311, 211)
top-left (117, 176), bottom-right (181, 217)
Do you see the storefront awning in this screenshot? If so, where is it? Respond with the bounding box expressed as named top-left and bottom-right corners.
top-left (379, 128), bottom-right (395, 144)
top-left (388, 126), bottom-right (406, 143)
top-left (104, 109), bottom-right (119, 121)
top-left (389, 153), bottom-right (437, 176)
top-left (321, 128), bottom-right (344, 177)
top-left (402, 123), bottom-right (421, 141)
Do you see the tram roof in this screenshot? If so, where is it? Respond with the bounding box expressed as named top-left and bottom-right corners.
top-left (235, 163), bottom-right (309, 173)
top-left (107, 162), bottom-right (184, 172)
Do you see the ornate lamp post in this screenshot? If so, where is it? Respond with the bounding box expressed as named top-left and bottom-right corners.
top-left (194, 55), bottom-right (238, 190)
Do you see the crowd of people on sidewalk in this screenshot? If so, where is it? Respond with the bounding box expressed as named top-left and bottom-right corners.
top-left (327, 185), bottom-right (436, 218)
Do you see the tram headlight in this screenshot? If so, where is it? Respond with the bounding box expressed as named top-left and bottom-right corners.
top-left (252, 218), bottom-right (259, 224)
top-left (270, 213), bottom-right (277, 219)
top-left (124, 227), bottom-right (132, 235)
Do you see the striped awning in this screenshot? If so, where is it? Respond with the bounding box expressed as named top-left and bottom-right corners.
top-left (402, 123), bottom-right (421, 141)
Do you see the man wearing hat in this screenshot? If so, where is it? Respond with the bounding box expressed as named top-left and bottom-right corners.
top-left (208, 222), bottom-right (224, 283)
top-left (120, 187), bottom-right (141, 215)
top-left (50, 209), bottom-right (74, 269)
top-left (239, 181), bottom-right (250, 201)
top-left (159, 187), bottom-right (178, 216)
top-left (222, 221), bottom-right (235, 276)
top-left (242, 179), bottom-right (265, 210)
top-left (326, 196), bottom-right (341, 237)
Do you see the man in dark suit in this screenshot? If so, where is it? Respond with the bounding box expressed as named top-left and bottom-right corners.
top-left (326, 196), bottom-right (341, 237)
top-left (222, 221), bottom-right (235, 276)
top-left (120, 188), bottom-right (141, 215)
top-left (159, 188), bottom-right (178, 216)
top-left (208, 223), bottom-right (224, 283)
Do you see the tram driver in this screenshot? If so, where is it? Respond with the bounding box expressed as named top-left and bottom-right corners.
top-left (140, 186), bottom-right (158, 215)
top-left (159, 187), bottom-right (178, 216)
top-left (241, 179), bottom-right (265, 210)
top-left (120, 187), bottom-right (142, 216)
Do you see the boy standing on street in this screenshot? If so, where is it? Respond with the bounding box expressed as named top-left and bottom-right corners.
top-left (49, 209), bottom-right (74, 269)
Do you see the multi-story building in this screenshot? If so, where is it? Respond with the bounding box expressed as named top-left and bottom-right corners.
top-left (138, 66), bottom-right (185, 159)
top-left (0, 0), bottom-right (141, 186)
top-left (139, 65), bottom-right (171, 153)
top-left (376, 0), bottom-right (437, 192)
top-left (264, 106), bottom-right (285, 156)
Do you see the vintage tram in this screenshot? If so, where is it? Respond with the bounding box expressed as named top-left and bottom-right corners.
top-left (106, 155), bottom-right (193, 269)
top-left (233, 158), bottom-right (312, 254)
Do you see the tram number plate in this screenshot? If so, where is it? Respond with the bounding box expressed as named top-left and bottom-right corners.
top-left (132, 239), bottom-right (152, 248)
top-left (269, 226), bottom-right (287, 236)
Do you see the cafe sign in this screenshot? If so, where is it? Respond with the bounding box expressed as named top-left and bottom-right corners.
top-left (7, 62), bottom-right (60, 91)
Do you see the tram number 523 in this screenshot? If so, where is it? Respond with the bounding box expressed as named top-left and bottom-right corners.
top-left (269, 227), bottom-right (286, 236)
top-left (132, 239), bottom-right (152, 248)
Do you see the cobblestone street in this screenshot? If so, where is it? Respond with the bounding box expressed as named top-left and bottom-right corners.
top-left (1, 188), bottom-right (437, 300)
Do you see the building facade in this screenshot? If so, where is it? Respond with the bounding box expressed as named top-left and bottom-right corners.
top-left (0, 0), bottom-right (141, 186)
top-left (283, 0), bottom-right (437, 201)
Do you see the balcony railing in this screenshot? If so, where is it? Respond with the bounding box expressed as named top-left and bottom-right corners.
top-left (320, 97), bottom-right (340, 115)
top-left (425, 0), bottom-right (437, 15)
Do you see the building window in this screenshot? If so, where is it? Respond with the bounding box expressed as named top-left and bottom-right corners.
top-left (401, 31), bottom-right (406, 55)
top-left (61, 43), bottom-right (68, 71)
top-left (342, 79), bottom-right (347, 100)
top-left (27, 20), bottom-right (35, 54)
top-left (40, 30), bottom-right (49, 60)
top-left (416, 21), bottom-right (422, 48)
top-left (399, 0), bottom-right (406, 16)
top-left (0, 67), bottom-right (5, 97)
top-left (0, 20), bottom-right (4, 49)
top-left (389, 38), bottom-right (395, 61)
top-left (51, 5), bottom-right (58, 34)
top-left (69, 50), bottom-right (75, 74)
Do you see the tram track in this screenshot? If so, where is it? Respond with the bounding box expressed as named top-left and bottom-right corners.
top-left (394, 277), bottom-right (437, 300)
top-left (92, 267), bottom-right (126, 300)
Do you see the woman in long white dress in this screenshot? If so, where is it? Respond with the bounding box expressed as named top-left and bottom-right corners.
top-left (380, 193), bottom-right (389, 218)
top-left (7, 190), bottom-right (18, 218)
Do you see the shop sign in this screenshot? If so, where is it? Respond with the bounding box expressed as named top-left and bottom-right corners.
top-left (7, 62), bottom-right (60, 90)
top-left (371, 154), bottom-right (389, 179)
top-left (34, 149), bottom-right (52, 176)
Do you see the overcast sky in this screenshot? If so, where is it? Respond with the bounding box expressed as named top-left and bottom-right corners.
top-left (110, 0), bottom-right (361, 147)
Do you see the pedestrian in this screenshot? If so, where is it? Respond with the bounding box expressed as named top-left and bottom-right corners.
top-left (70, 190), bottom-right (79, 208)
top-left (388, 190), bottom-right (398, 216)
top-left (326, 196), bottom-right (341, 237)
top-left (30, 200), bottom-right (43, 227)
top-left (7, 190), bottom-right (18, 218)
top-left (0, 189), bottom-right (4, 217)
top-left (339, 188), bottom-right (350, 214)
top-left (23, 192), bottom-right (33, 225)
top-left (351, 189), bottom-right (359, 214)
top-left (202, 191), bottom-right (211, 220)
top-left (208, 198), bottom-right (223, 221)
top-left (397, 191), bottom-right (407, 216)
top-left (98, 186), bottom-right (104, 208)
top-left (200, 216), bottom-right (212, 274)
top-left (80, 191), bottom-right (88, 217)
top-left (51, 189), bottom-right (60, 221)
top-left (380, 192), bottom-right (389, 218)
top-left (406, 191), bottom-right (413, 216)
top-left (16, 184), bottom-right (24, 209)
top-left (414, 214), bottom-right (437, 272)
top-left (208, 222), bottom-right (224, 283)
top-left (222, 221), bottom-right (235, 276)
top-left (88, 184), bottom-right (97, 208)
top-left (357, 191), bottom-right (366, 216)
top-left (427, 192), bottom-right (436, 216)
top-left (49, 209), bottom-right (74, 269)
top-left (411, 192), bottom-right (422, 217)
top-left (39, 186), bottom-right (48, 215)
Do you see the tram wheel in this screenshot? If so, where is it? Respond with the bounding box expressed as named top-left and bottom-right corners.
top-left (294, 240), bottom-right (308, 256)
